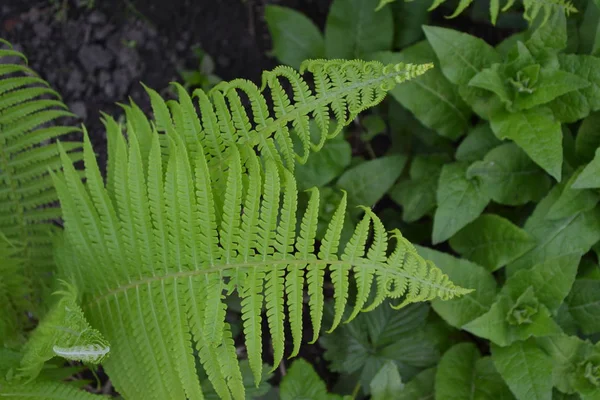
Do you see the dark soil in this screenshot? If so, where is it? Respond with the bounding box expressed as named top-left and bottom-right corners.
top-left (0, 0), bottom-right (332, 168)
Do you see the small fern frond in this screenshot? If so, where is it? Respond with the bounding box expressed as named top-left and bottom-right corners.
top-left (0, 39), bottom-right (81, 322)
top-left (54, 86), bottom-right (469, 398)
top-left (19, 281), bottom-right (109, 380)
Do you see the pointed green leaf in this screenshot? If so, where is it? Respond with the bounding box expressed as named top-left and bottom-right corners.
top-left (433, 162), bottom-right (490, 244)
top-left (372, 43), bottom-right (471, 140)
top-left (388, 155), bottom-right (446, 222)
top-left (449, 214), bottom-right (536, 272)
top-left (573, 148), bottom-right (600, 189)
top-left (436, 343), bottom-right (514, 400)
top-left (397, 368), bottom-right (436, 400)
top-left (336, 155), bottom-right (406, 207)
top-left (423, 26), bottom-right (500, 86)
top-left (567, 279), bottom-right (600, 335)
top-left (549, 54), bottom-right (600, 123)
top-left (576, 112), bottom-right (600, 164)
top-left (455, 123), bottom-right (502, 162)
top-left (280, 358), bottom-right (342, 400)
top-left (492, 340), bottom-right (553, 400)
top-left (370, 361), bottom-right (404, 400)
top-left (513, 69), bottom-right (590, 111)
top-left (325, 0), bottom-right (393, 59)
top-left (507, 186), bottom-right (600, 274)
top-left (416, 246), bottom-right (498, 328)
top-left (469, 64), bottom-right (513, 105)
top-left (467, 143), bottom-right (552, 206)
top-left (490, 107), bottom-right (562, 181)
top-left (265, 6), bottom-right (325, 69)
top-left (464, 288), bottom-right (562, 346)
top-left (548, 167), bottom-right (600, 218)
top-left (504, 253), bottom-right (581, 312)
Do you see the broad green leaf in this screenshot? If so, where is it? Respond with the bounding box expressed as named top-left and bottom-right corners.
top-left (513, 69), bottom-right (590, 111)
top-left (280, 358), bottom-right (342, 400)
top-left (573, 148), bottom-right (600, 189)
top-left (325, 0), bottom-right (393, 59)
top-left (392, 0), bottom-right (430, 48)
top-left (567, 279), bottom-right (600, 335)
top-left (549, 54), bottom-right (600, 123)
top-left (388, 155), bottom-right (446, 222)
top-left (435, 343), bottom-right (514, 400)
top-left (449, 214), bottom-right (536, 272)
top-left (423, 26), bottom-right (500, 86)
top-left (467, 143), bottom-right (551, 206)
top-left (463, 287), bottom-right (562, 346)
top-left (416, 246), bottom-right (498, 328)
top-left (265, 6), bottom-right (325, 69)
top-left (526, 10), bottom-right (568, 56)
top-left (397, 368), bottom-right (435, 400)
top-left (295, 135), bottom-right (351, 190)
top-left (490, 107), bottom-right (562, 181)
top-left (370, 361), bottom-right (404, 400)
top-left (537, 334), bottom-right (590, 394)
top-left (507, 186), bottom-right (600, 274)
top-left (321, 302), bottom-right (439, 389)
top-left (469, 64), bottom-right (512, 106)
top-left (455, 124), bottom-right (502, 162)
top-left (492, 340), bottom-right (553, 400)
top-left (372, 44), bottom-right (471, 140)
top-left (576, 112), bottom-right (600, 164)
top-left (548, 168), bottom-right (600, 219)
top-left (502, 253), bottom-right (581, 312)
top-left (433, 162), bottom-right (490, 244)
top-left (336, 154), bottom-right (406, 207)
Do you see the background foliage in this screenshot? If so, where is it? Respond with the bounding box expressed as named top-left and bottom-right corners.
top-left (3, 0), bottom-right (600, 398)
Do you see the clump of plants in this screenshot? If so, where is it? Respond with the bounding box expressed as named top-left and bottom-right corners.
top-left (2, 0), bottom-right (600, 398)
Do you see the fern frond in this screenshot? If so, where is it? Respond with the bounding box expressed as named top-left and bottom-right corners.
top-left (0, 39), bottom-right (81, 324)
top-left (54, 80), bottom-right (469, 398)
top-left (376, 0), bottom-right (576, 25)
top-left (0, 379), bottom-right (108, 399)
top-left (142, 60), bottom-right (431, 173)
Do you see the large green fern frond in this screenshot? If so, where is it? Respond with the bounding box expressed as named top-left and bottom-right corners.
top-left (0, 39), bottom-right (81, 325)
top-left (53, 60), bottom-right (469, 397)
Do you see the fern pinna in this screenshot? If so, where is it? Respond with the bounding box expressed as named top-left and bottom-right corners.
top-left (49, 58), bottom-right (469, 399)
top-left (0, 39), bottom-right (81, 338)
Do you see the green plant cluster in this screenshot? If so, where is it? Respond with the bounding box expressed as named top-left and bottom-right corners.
top-left (3, 0), bottom-right (600, 398)
top-left (262, 0), bottom-right (600, 398)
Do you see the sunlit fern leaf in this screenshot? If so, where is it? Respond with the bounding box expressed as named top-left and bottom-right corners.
top-left (53, 71), bottom-right (470, 397)
top-left (0, 39), bottom-right (81, 323)
top-left (375, 0), bottom-right (577, 25)
top-left (19, 281), bottom-right (109, 380)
